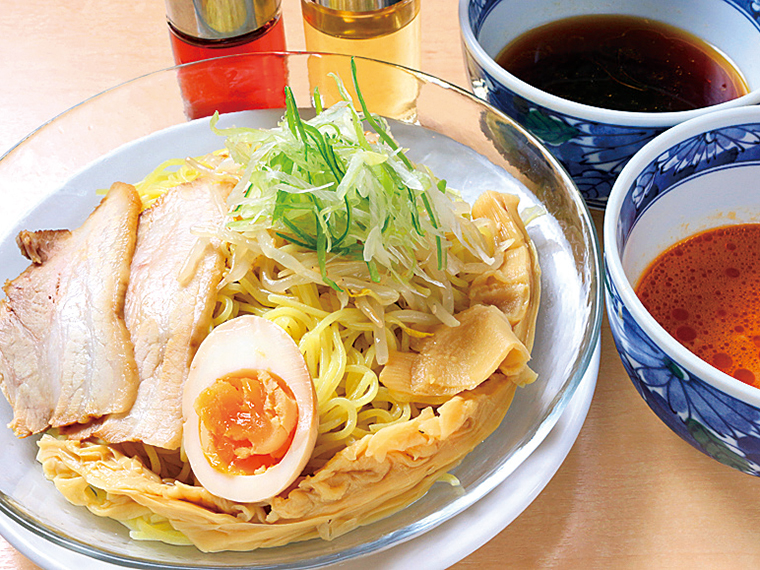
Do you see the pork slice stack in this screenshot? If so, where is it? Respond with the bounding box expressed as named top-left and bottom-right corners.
top-left (0, 177), bottom-right (232, 449)
top-left (0, 182), bottom-right (141, 437)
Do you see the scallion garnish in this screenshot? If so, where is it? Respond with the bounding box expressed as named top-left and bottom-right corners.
top-left (218, 66), bottom-right (455, 290)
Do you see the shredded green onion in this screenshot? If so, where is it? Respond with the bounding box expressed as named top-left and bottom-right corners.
top-left (213, 63), bottom-right (460, 290)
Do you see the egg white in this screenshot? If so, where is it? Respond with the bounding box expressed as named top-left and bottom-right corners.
top-left (182, 315), bottom-right (318, 503)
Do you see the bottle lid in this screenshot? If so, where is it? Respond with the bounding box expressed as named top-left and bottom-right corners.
top-left (303, 0), bottom-right (407, 12)
top-left (166, 0), bottom-right (281, 40)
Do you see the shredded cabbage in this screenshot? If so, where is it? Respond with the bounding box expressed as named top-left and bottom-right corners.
top-left (122, 515), bottom-right (193, 545)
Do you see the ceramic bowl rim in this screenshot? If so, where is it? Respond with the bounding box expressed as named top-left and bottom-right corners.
top-left (604, 105), bottom-right (760, 408)
top-left (458, 0), bottom-right (760, 128)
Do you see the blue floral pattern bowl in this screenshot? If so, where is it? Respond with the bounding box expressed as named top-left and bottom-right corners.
top-left (605, 106), bottom-right (760, 475)
top-left (459, 0), bottom-right (760, 209)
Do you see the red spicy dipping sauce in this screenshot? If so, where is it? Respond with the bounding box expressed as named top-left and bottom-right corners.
top-left (636, 224), bottom-right (760, 388)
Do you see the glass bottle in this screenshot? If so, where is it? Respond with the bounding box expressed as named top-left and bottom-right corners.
top-left (301, 0), bottom-right (422, 119)
top-left (165, 0), bottom-right (287, 118)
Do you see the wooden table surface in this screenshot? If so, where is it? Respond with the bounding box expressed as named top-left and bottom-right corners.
top-left (2, 1), bottom-right (760, 568)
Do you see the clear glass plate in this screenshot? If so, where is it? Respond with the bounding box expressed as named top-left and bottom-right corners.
top-left (0, 52), bottom-right (602, 568)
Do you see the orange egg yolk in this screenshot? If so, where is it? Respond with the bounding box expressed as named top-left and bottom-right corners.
top-left (194, 370), bottom-right (298, 476)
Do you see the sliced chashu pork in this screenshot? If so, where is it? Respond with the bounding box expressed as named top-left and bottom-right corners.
top-left (0, 182), bottom-right (141, 437)
top-left (81, 178), bottom-right (232, 450)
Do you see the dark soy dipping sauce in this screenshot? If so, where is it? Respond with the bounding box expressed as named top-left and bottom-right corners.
top-left (495, 15), bottom-right (749, 112)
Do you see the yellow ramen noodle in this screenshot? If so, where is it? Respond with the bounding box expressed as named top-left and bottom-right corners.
top-left (35, 103), bottom-right (541, 552)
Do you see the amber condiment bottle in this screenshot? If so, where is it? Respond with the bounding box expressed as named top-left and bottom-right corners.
top-left (301, 0), bottom-right (421, 119)
top-left (165, 0), bottom-right (287, 118)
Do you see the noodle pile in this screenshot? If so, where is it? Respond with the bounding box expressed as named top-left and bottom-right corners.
top-left (35, 84), bottom-right (541, 551)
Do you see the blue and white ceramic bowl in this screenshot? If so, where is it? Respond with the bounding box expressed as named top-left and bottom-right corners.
top-left (460, 0), bottom-right (760, 209)
top-left (605, 105), bottom-right (760, 474)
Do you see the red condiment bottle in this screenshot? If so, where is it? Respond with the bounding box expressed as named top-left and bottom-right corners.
top-left (165, 0), bottom-right (287, 119)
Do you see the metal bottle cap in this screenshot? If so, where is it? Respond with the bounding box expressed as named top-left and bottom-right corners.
top-left (303, 0), bottom-right (407, 12)
top-left (166, 0), bottom-right (281, 41)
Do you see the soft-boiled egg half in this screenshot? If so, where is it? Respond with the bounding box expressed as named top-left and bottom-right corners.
top-left (182, 315), bottom-right (318, 503)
